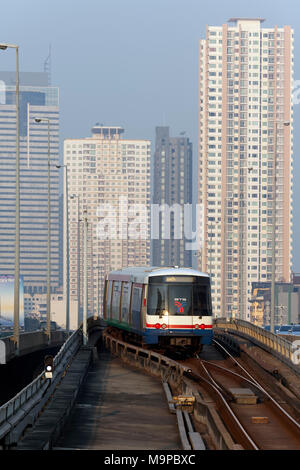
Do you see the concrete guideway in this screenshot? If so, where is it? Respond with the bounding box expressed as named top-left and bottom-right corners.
top-left (55, 351), bottom-right (181, 450)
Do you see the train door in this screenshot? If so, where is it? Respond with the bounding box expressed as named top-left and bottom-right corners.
top-left (131, 283), bottom-right (143, 330)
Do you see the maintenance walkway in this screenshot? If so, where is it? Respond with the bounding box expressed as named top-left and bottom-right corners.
top-left (54, 349), bottom-right (181, 450)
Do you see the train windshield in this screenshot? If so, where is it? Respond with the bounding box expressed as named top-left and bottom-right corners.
top-left (168, 285), bottom-right (192, 315)
top-left (147, 276), bottom-right (212, 316)
top-left (147, 284), bottom-right (167, 316)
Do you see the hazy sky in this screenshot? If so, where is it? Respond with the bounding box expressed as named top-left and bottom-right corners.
top-left (0, 0), bottom-right (300, 269)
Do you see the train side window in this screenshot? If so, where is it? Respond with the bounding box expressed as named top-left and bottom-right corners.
top-left (120, 281), bottom-right (131, 324)
top-left (129, 282), bottom-right (133, 325)
top-left (112, 281), bottom-right (122, 320)
top-left (119, 282), bottom-right (124, 322)
top-left (131, 284), bottom-right (143, 328)
top-left (103, 280), bottom-right (108, 319)
top-left (106, 281), bottom-right (112, 320)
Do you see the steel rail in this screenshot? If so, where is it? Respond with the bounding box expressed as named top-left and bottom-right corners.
top-left (213, 339), bottom-right (300, 432)
top-left (201, 359), bottom-right (268, 391)
top-left (188, 363), bottom-right (259, 450)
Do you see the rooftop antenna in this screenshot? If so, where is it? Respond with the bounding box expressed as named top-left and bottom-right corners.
top-left (44, 44), bottom-right (51, 86)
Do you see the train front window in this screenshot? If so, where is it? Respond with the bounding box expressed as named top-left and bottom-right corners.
top-left (147, 284), bottom-right (168, 315)
top-left (168, 285), bottom-right (192, 316)
top-left (193, 284), bottom-right (212, 316)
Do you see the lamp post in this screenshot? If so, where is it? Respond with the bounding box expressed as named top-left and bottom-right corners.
top-left (35, 117), bottom-right (51, 342)
top-left (95, 264), bottom-right (102, 319)
top-left (0, 43), bottom-right (20, 352)
top-left (207, 222), bottom-right (221, 278)
top-left (56, 164), bottom-right (70, 335)
top-left (222, 196), bottom-right (234, 319)
top-left (83, 209), bottom-right (88, 345)
top-left (70, 194), bottom-right (81, 328)
top-left (270, 121), bottom-right (290, 334)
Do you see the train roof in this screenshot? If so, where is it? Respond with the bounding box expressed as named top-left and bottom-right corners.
top-left (107, 266), bottom-right (210, 283)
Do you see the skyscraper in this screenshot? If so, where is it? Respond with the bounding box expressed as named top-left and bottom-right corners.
top-left (152, 126), bottom-right (193, 268)
top-left (64, 125), bottom-right (151, 323)
top-left (0, 72), bottom-right (60, 295)
top-left (198, 19), bottom-right (293, 320)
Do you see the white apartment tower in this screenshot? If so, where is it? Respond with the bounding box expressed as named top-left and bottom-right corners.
top-left (198, 19), bottom-right (293, 320)
top-left (64, 126), bottom-right (150, 323)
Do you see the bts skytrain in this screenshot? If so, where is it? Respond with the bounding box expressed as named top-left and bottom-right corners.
top-left (103, 266), bottom-right (213, 354)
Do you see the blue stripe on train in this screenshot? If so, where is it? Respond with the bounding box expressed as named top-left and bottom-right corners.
top-left (144, 328), bottom-right (213, 345)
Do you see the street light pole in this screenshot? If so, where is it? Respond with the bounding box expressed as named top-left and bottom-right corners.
top-left (95, 263), bottom-right (101, 319)
top-left (222, 197), bottom-right (233, 319)
top-left (0, 43), bottom-right (20, 352)
top-left (70, 194), bottom-right (81, 328)
top-left (57, 164), bottom-right (70, 335)
top-left (83, 209), bottom-right (88, 345)
top-left (270, 121), bottom-right (290, 334)
top-left (270, 121), bottom-right (277, 335)
top-left (35, 117), bottom-right (51, 342)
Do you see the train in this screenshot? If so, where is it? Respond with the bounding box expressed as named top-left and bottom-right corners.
top-left (103, 266), bottom-right (213, 355)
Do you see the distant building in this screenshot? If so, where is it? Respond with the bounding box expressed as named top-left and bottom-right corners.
top-left (198, 19), bottom-right (294, 319)
top-left (0, 72), bottom-right (60, 294)
top-left (64, 125), bottom-right (151, 323)
top-left (152, 126), bottom-right (193, 267)
top-left (250, 279), bottom-right (300, 327)
top-left (24, 292), bottom-right (77, 330)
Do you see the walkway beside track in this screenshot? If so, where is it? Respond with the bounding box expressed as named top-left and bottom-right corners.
top-left (54, 350), bottom-right (181, 450)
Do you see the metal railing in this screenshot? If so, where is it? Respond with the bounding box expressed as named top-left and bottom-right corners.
top-left (214, 318), bottom-right (300, 373)
top-left (0, 328), bottom-right (83, 445)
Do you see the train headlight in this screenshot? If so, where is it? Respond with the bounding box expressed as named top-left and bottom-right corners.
top-left (195, 324), bottom-right (199, 329)
top-left (155, 323), bottom-right (161, 329)
top-left (161, 323), bottom-right (167, 329)
top-left (200, 324), bottom-right (206, 330)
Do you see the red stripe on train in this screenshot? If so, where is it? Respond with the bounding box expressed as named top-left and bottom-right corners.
top-left (146, 324), bottom-right (213, 329)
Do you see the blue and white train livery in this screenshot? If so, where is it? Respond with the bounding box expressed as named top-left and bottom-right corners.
top-left (103, 266), bottom-right (213, 354)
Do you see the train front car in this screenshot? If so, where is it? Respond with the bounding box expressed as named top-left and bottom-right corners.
top-left (145, 268), bottom-right (213, 355)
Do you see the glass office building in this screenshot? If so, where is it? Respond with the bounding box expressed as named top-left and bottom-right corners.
top-left (0, 72), bottom-right (60, 294)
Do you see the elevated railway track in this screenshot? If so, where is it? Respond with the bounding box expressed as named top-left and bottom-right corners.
top-left (1, 318), bottom-right (300, 450)
top-left (179, 340), bottom-right (300, 450)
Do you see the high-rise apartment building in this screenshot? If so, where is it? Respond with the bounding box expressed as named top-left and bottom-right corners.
top-left (198, 19), bottom-right (293, 319)
top-left (0, 72), bottom-right (60, 295)
top-left (64, 125), bottom-right (151, 323)
top-left (152, 126), bottom-right (193, 267)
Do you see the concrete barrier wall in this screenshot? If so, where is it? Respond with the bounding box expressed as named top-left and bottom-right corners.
top-left (214, 318), bottom-right (300, 374)
top-left (1, 330), bottom-right (67, 364)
